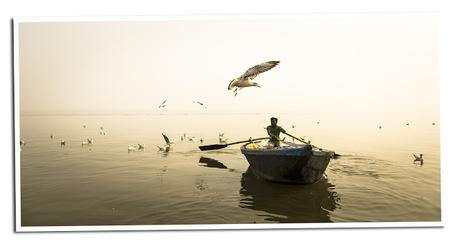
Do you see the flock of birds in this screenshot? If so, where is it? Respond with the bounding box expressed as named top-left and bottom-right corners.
top-left (19, 120), bottom-right (431, 166)
top-left (157, 100), bottom-right (208, 110)
top-left (377, 122), bottom-right (436, 130)
top-left (19, 123), bottom-right (231, 155)
top-left (19, 61), bottom-right (435, 166)
top-left (156, 61), bottom-right (280, 110)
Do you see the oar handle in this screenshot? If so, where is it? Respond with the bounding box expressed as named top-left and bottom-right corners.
top-left (283, 132), bottom-right (322, 149)
top-left (226, 137), bottom-right (270, 146)
top-left (283, 132), bottom-right (308, 144)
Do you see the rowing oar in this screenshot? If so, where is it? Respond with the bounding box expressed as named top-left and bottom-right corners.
top-left (283, 132), bottom-right (309, 144)
top-left (283, 132), bottom-right (340, 157)
top-left (283, 132), bottom-right (320, 149)
top-left (198, 137), bottom-right (270, 151)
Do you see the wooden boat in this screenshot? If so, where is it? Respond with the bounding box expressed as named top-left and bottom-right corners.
top-left (240, 142), bottom-right (333, 184)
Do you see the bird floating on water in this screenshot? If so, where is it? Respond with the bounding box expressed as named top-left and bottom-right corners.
top-left (158, 133), bottom-right (172, 152)
top-left (413, 154), bottom-right (423, 164)
top-left (228, 61), bottom-right (280, 96)
top-left (128, 144), bottom-right (144, 152)
top-left (50, 134), bottom-right (54, 139)
top-left (432, 122), bottom-right (436, 125)
top-left (82, 138), bottom-right (94, 146)
top-left (60, 140), bottom-right (66, 146)
top-left (83, 125), bottom-right (86, 129)
top-left (158, 100), bottom-right (167, 109)
top-left (20, 140), bottom-right (26, 148)
top-left (218, 132), bottom-right (228, 143)
top-left (378, 126), bottom-right (382, 129)
top-left (128, 145), bottom-right (137, 152)
top-left (406, 123), bottom-right (410, 126)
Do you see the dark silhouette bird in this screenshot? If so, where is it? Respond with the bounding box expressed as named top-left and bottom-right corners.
top-left (413, 154), bottom-right (423, 162)
top-left (218, 133), bottom-right (228, 143)
top-left (193, 101), bottom-right (207, 109)
top-left (158, 133), bottom-right (172, 151)
top-left (158, 100), bottom-right (167, 109)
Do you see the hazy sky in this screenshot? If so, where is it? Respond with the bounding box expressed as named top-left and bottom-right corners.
top-left (18, 14), bottom-right (438, 120)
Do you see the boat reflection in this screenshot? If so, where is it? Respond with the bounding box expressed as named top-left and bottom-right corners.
top-left (198, 156), bottom-right (228, 169)
top-left (239, 167), bottom-right (339, 223)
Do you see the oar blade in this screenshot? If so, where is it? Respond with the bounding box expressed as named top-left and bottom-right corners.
top-left (198, 144), bottom-right (228, 151)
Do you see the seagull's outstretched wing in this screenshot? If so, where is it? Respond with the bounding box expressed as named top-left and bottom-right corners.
top-left (162, 133), bottom-right (170, 145)
top-left (239, 61), bottom-right (280, 80)
top-left (158, 100), bottom-right (167, 108)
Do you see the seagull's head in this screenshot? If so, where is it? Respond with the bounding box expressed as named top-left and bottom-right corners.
top-left (228, 79), bottom-right (237, 90)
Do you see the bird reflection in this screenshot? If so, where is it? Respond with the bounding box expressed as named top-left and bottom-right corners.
top-left (239, 167), bottom-right (339, 223)
top-left (198, 157), bottom-right (228, 169)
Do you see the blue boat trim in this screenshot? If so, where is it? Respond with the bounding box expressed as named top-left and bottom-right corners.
top-left (241, 144), bottom-right (312, 156)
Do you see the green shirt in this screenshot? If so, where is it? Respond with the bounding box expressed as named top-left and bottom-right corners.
top-left (267, 125), bottom-right (285, 141)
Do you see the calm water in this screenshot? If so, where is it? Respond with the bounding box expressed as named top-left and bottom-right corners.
top-left (19, 114), bottom-right (441, 225)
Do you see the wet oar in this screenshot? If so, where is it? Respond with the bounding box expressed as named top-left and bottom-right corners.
top-left (199, 137), bottom-right (269, 151)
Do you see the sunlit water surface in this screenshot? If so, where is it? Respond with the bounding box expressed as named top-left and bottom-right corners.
top-left (19, 114), bottom-right (440, 225)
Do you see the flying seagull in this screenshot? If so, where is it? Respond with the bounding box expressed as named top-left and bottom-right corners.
top-left (158, 100), bottom-right (167, 109)
top-left (228, 61), bottom-right (280, 96)
top-left (193, 101), bottom-right (207, 109)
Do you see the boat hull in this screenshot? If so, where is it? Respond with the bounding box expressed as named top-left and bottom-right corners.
top-left (241, 144), bottom-right (331, 184)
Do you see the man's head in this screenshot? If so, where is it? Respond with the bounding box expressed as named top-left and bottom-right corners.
top-left (270, 117), bottom-right (278, 126)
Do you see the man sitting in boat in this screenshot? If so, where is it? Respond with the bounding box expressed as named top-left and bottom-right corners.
top-left (266, 117), bottom-right (286, 148)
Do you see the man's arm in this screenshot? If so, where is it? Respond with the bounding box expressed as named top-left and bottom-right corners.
top-left (267, 127), bottom-right (276, 138)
